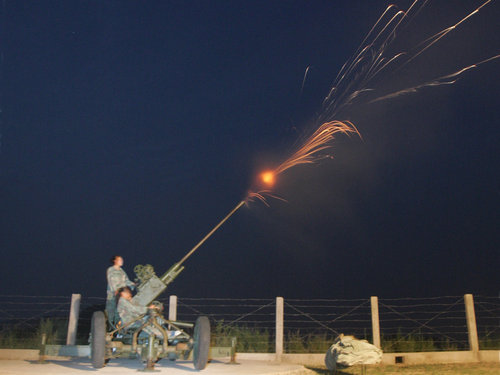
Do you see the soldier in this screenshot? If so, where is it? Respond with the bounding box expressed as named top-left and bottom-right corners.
top-left (116, 287), bottom-right (166, 337)
top-left (106, 255), bottom-right (135, 325)
top-left (116, 286), bottom-right (150, 326)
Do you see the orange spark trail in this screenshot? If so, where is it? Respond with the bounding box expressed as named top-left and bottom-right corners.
top-left (276, 121), bottom-right (359, 175)
top-left (246, 120), bottom-right (359, 205)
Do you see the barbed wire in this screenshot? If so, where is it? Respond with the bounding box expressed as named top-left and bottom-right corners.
top-left (0, 294), bottom-right (498, 352)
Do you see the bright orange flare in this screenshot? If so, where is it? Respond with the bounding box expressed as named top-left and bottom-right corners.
top-left (260, 171), bottom-right (275, 186)
top-left (246, 120), bottom-right (359, 205)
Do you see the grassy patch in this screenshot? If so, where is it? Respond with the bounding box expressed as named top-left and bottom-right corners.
top-left (480, 336), bottom-right (500, 350)
top-left (381, 331), bottom-right (458, 353)
top-left (212, 323), bottom-right (339, 353)
top-left (307, 363), bottom-right (500, 374)
top-left (286, 330), bottom-right (336, 353)
top-left (0, 318), bottom-right (67, 349)
top-left (211, 321), bottom-right (272, 353)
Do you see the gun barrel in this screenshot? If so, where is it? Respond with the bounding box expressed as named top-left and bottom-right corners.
top-left (160, 262), bottom-right (184, 285)
top-left (132, 200), bottom-right (246, 306)
top-left (177, 200), bottom-right (245, 267)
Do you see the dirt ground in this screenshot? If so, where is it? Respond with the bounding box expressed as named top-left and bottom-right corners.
top-left (308, 362), bottom-right (500, 374)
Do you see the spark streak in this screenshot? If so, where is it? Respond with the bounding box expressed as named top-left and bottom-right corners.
top-left (402, 0), bottom-right (493, 67)
top-left (319, 0), bottom-right (498, 120)
top-left (300, 65), bottom-right (311, 97)
top-left (370, 54), bottom-right (500, 103)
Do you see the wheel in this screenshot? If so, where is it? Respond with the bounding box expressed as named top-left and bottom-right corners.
top-left (192, 316), bottom-right (210, 370)
top-left (90, 311), bottom-right (107, 368)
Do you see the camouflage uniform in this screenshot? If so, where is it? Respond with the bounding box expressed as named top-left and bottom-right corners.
top-left (117, 298), bottom-right (164, 337)
top-left (117, 297), bottom-right (147, 326)
top-left (106, 266), bottom-right (134, 324)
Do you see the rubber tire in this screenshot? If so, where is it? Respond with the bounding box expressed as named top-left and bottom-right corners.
top-left (91, 311), bottom-right (107, 368)
top-left (192, 316), bottom-right (210, 370)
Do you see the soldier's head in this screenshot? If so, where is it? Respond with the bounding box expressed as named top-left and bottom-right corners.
top-left (110, 255), bottom-right (124, 267)
top-left (118, 286), bottom-right (132, 300)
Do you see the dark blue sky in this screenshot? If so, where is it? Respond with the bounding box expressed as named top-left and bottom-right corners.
top-left (1, 1), bottom-right (499, 300)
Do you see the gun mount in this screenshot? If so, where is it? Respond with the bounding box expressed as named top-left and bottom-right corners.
top-left (132, 262), bottom-right (185, 306)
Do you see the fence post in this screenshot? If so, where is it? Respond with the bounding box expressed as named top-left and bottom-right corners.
top-left (66, 293), bottom-right (81, 346)
top-left (169, 295), bottom-right (177, 321)
top-left (464, 294), bottom-right (479, 353)
top-left (370, 296), bottom-right (381, 348)
top-left (276, 296), bottom-right (284, 362)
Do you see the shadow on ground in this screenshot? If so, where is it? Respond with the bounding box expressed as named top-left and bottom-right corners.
top-left (29, 358), bottom-right (209, 372)
top-left (306, 366), bottom-right (360, 375)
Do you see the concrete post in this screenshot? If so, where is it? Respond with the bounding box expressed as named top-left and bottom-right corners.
top-left (169, 295), bottom-right (177, 321)
top-left (38, 333), bottom-right (47, 363)
top-left (275, 297), bottom-right (284, 362)
top-left (464, 294), bottom-right (479, 352)
top-left (370, 296), bottom-right (381, 348)
top-left (66, 293), bottom-right (81, 346)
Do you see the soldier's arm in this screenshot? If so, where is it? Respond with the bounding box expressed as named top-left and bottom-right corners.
top-left (130, 301), bottom-right (148, 316)
top-left (124, 271), bottom-right (135, 288)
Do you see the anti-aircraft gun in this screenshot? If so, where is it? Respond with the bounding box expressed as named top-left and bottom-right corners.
top-left (89, 201), bottom-right (245, 371)
top-left (89, 260), bottom-right (209, 371)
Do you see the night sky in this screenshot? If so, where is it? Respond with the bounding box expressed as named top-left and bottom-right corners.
top-left (1, 1), bottom-right (499, 300)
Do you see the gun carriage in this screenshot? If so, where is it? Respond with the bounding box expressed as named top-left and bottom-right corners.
top-left (89, 261), bottom-right (210, 371)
